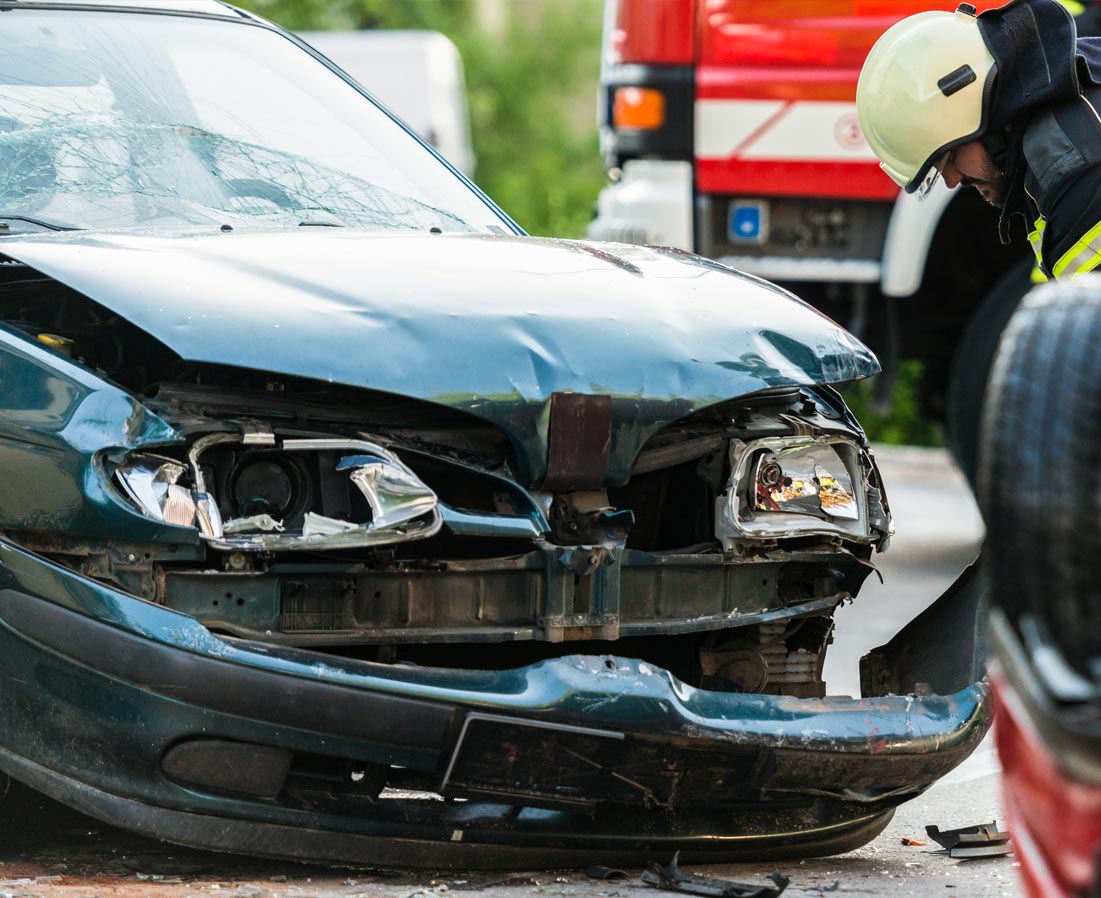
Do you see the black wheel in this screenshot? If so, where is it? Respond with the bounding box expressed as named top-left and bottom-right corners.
top-left (978, 277), bottom-right (1101, 676)
top-left (946, 257), bottom-right (1034, 483)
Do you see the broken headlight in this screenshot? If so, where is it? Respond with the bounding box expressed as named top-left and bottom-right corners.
top-left (111, 437), bottom-right (442, 550)
top-left (717, 436), bottom-right (874, 544)
top-left (115, 458), bottom-right (206, 529)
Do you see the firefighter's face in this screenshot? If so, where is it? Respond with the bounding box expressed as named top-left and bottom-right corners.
top-left (937, 141), bottom-right (1006, 207)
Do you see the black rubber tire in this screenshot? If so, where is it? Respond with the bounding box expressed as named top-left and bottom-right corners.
top-left (946, 257), bottom-right (1034, 484)
top-left (978, 277), bottom-right (1101, 676)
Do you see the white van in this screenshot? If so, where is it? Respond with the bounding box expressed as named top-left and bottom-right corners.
top-left (298, 30), bottom-right (475, 177)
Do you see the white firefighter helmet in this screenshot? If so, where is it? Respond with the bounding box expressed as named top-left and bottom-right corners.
top-left (857, 4), bottom-right (996, 196)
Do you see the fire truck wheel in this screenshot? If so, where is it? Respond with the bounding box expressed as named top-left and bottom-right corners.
top-left (945, 257), bottom-right (1034, 484)
top-left (978, 275), bottom-right (1101, 677)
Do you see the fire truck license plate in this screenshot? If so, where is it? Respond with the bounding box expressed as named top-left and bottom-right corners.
top-left (729, 201), bottom-right (768, 244)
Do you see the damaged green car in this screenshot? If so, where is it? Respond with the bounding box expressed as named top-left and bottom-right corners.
top-left (0, 0), bottom-right (988, 868)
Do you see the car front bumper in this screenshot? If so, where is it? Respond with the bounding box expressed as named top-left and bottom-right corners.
top-left (0, 538), bottom-right (989, 868)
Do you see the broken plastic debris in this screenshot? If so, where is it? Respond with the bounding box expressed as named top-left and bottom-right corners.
top-left (301, 511), bottom-right (360, 537)
top-left (641, 851), bottom-right (789, 897)
top-left (223, 513), bottom-right (285, 534)
top-left (925, 821), bottom-right (1012, 859)
top-left (584, 866), bottom-right (629, 881)
top-left (900, 837), bottom-right (927, 846)
top-left (946, 843), bottom-right (1013, 859)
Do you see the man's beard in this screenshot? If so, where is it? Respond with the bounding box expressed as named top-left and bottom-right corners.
top-left (962, 175), bottom-right (1007, 208)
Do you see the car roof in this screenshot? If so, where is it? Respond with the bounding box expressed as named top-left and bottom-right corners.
top-left (0, 1), bottom-right (238, 16)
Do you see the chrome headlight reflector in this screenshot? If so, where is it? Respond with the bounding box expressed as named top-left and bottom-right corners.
top-left (718, 436), bottom-right (873, 545)
top-left (336, 452), bottom-right (439, 530)
top-left (116, 459), bottom-right (196, 527)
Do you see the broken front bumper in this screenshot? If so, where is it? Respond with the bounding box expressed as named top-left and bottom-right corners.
top-left (0, 539), bottom-right (989, 869)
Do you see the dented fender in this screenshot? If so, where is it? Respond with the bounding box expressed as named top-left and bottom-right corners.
top-left (0, 324), bottom-right (191, 541)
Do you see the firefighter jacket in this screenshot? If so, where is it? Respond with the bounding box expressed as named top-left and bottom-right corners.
top-left (1009, 84), bottom-right (1101, 278)
top-left (980, 0), bottom-right (1101, 277)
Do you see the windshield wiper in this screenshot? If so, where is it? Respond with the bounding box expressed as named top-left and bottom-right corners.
top-left (0, 215), bottom-right (82, 233)
top-left (298, 220), bottom-right (345, 228)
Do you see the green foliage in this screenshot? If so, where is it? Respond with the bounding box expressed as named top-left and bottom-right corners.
top-left (234, 0), bottom-right (607, 238)
top-left (234, 0), bottom-right (469, 32)
top-left (841, 361), bottom-right (943, 447)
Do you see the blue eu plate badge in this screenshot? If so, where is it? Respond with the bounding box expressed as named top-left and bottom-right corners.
top-left (729, 201), bottom-right (768, 244)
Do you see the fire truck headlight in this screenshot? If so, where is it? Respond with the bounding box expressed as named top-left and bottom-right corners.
top-left (613, 86), bottom-right (665, 130)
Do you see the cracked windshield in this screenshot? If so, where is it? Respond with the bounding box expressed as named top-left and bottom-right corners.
top-left (0, 10), bottom-right (504, 233)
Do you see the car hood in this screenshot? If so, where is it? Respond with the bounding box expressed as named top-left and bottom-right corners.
top-left (0, 230), bottom-right (878, 485)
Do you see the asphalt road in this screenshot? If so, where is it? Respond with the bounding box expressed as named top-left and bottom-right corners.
top-left (0, 446), bottom-right (1020, 898)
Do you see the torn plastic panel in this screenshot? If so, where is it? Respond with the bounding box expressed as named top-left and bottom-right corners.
top-left (860, 560), bottom-right (987, 699)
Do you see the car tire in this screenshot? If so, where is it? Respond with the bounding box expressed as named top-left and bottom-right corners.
top-left (978, 276), bottom-right (1101, 676)
top-left (946, 257), bottom-right (1034, 484)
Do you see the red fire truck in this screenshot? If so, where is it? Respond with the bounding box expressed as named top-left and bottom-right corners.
top-left (589, 0), bottom-right (1099, 475)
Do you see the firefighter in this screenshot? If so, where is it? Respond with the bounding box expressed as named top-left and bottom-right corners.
top-left (856, 0), bottom-right (1101, 279)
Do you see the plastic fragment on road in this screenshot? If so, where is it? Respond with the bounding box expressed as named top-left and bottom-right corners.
top-left (641, 851), bottom-right (789, 897)
top-left (585, 866), bottom-right (629, 880)
top-left (900, 837), bottom-right (927, 846)
top-left (925, 821), bottom-right (1012, 859)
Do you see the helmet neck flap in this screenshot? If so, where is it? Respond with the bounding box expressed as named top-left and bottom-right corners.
top-left (978, 0), bottom-right (1079, 132)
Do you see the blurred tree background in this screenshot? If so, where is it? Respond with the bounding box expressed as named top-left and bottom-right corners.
top-left (235, 0), bottom-right (607, 238)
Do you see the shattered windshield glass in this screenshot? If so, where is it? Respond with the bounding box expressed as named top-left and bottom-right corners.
top-left (0, 10), bottom-right (504, 233)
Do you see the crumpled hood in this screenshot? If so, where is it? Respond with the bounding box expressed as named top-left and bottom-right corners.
top-left (0, 229), bottom-right (878, 484)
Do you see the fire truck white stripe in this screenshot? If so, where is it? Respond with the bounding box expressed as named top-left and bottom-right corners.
top-left (695, 99), bottom-right (786, 158)
top-left (696, 99), bottom-right (878, 162)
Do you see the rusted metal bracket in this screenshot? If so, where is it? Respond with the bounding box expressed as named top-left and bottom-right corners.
top-left (542, 545), bottom-right (621, 642)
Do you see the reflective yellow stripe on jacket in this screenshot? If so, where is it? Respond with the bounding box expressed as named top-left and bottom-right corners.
top-left (1028, 217), bottom-right (1048, 282)
top-left (1052, 218), bottom-right (1101, 278)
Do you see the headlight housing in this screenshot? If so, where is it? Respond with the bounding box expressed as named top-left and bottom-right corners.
top-left (717, 436), bottom-right (879, 545)
top-left (110, 438), bottom-right (441, 550)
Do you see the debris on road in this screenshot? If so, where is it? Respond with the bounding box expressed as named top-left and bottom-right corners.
top-left (585, 866), bottom-right (629, 881)
top-left (900, 838), bottom-right (927, 846)
top-left (0, 875), bottom-right (62, 887)
top-left (641, 852), bottom-right (789, 897)
top-left (925, 821), bottom-right (1012, 859)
